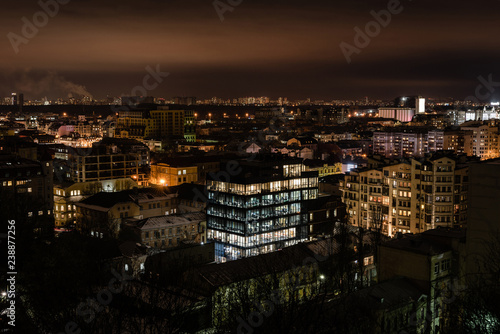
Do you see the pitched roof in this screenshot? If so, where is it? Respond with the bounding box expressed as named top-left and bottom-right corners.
top-left (135, 212), bottom-right (205, 230)
top-left (79, 187), bottom-right (175, 209)
top-left (382, 234), bottom-right (451, 256)
top-left (172, 183), bottom-right (207, 202)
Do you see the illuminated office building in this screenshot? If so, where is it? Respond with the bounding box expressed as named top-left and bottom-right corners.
top-left (206, 156), bottom-right (318, 261)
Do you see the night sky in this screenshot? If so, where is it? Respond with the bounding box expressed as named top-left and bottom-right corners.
top-left (1, 0), bottom-right (500, 100)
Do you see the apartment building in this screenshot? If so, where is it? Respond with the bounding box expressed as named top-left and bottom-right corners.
top-left (0, 154), bottom-right (54, 235)
top-left (443, 130), bottom-right (473, 156)
top-left (114, 108), bottom-right (187, 140)
top-left (460, 120), bottom-right (500, 160)
top-left (341, 153), bottom-right (469, 236)
top-left (373, 127), bottom-right (444, 158)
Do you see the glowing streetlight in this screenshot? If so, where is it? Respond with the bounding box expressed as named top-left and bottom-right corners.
top-left (159, 179), bottom-right (166, 185)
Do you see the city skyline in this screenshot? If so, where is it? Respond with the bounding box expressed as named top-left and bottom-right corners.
top-left (2, 0), bottom-right (500, 100)
top-left (3, 1), bottom-right (500, 333)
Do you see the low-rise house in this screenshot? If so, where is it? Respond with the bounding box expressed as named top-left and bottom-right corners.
top-left (54, 178), bottom-right (139, 228)
top-left (150, 162), bottom-right (198, 186)
top-left (123, 212), bottom-right (206, 248)
top-left (76, 187), bottom-right (178, 238)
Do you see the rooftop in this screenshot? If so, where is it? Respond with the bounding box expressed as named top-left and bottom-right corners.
top-left (350, 277), bottom-right (426, 310)
top-left (79, 187), bottom-right (176, 209)
top-left (382, 233), bottom-right (451, 256)
top-left (134, 212), bottom-right (205, 230)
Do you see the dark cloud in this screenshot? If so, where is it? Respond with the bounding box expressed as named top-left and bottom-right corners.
top-left (1, 0), bottom-right (499, 100)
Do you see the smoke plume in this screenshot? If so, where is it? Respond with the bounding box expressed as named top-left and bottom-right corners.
top-left (0, 69), bottom-right (93, 100)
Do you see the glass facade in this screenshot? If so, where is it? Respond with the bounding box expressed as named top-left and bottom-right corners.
top-left (207, 161), bottom-right (318, 261)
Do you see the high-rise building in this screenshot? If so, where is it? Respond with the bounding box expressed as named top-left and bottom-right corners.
top-left (373, 127), bottom-right (444, 158)
top-left (465, 158), bottom-right (500, 279)
top-left (0, 154), bottom-right (54, 235)
top-left (184, 110), bottom-right (196, 142)
top-left (206, 156), bottom-right (319, 261)
top-left (341, 153), bottom-right (470, 236)
top-left (460, 120), bottom-right (500, 160)
top-left (443, 130), bottom-right (473, 156)
top-left (173, 96), bottom-right (197, 105)
top-left (416, 96), bottom-right (426, 114)
top-left (114, 108), bottom-right (187, 140)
